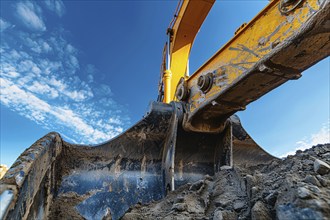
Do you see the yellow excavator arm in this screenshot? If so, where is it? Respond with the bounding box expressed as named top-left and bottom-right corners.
top-left (1, 1), bottom-right (329, 219)
top-left (160, 0), bottom-right (329, 133)
top-left (159, 0), bottom-right (215, 103)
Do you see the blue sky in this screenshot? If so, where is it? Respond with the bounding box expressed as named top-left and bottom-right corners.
top-left (0, 1), bottom-right (329, 167)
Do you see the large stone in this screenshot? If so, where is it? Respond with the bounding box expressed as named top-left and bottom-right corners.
top-left (174, 196), bottom-right (185, 203)
top-left (213, 209), bottom-right (223, 220)
top-left (233, 200), bottom-right (245, 212)
top-left (251, 201), bottom-right (271, 220)
top-left (303, 175), bottom-right (321, 186)
top-left (297, 187), bottom-right (311, 199)
top-left (264, 191), bottom-right (278, 206)
top-left (122, 213), bottom-right (142, 220)
top-left (221, 210), bottom-right (237, 220)
top-left (316, 175), bottom-right (329, 187)
top-left (314, 159), bottom-right (330, 175)
top-left (276, 204), bottom-right (323, 220)
top-left (307, 185), bottom-right (320, 194)
top-left (214, 197), bottom-right (231, 208)
top-left (251, 187), bottom-right (259, 198)
top-left (306, 199), bottom-right (329, 211)
top-left (171, 203), bottom-right (187, 212)
top-left (213, 209), bottom-right (237, 220)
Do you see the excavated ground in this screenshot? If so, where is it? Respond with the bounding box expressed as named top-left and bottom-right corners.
top-left (122, 144), bottom-right (330, 220)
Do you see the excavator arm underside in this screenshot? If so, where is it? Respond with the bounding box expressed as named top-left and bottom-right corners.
top-left (181, 0), bottom-right (330, 132)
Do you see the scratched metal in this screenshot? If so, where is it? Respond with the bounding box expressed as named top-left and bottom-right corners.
top-left (0, 101), bottom-right (277, 220)
top-left (0, 133), bottom-right (63, 220)
top-left (59, 170), bottom-right (163, 220)
top-left (51, 102), bottom-right (173, 220)
top-left (183, 0), bottom-right (329, 133)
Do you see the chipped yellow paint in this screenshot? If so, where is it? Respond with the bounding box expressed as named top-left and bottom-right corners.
top-left (186, 0), bottom-right (321, 113)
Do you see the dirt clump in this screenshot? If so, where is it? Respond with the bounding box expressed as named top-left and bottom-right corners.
top-left (123, 144), bottom-right (330, 219)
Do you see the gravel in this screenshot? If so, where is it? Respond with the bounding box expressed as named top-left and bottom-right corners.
top-left (122, 144), bottom-right (330, 219)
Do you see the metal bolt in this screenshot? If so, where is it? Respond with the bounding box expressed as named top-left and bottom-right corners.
top-left (176, 84), bottom-right (189, 101)
top-left (175, 77), bottom-right (189, 101)
top-left (197, 73), bottom-right (213, 93)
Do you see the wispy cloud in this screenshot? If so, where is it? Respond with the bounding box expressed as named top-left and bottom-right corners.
top-left (1, 1), bottom-right (130, 144)
top-left (0, 18), bottom-right (13, 32)
top-left (0, 48), bottom-right (129, 143)
top-left (16, 1), bottom-right (46, 31)
top-left (279, 122), bottom-right (330, 157)
top-left (43, 0), bottom-right (66, 17)
top-left (86, 64), bottom-right (96, 83)
top-left (26, 81), bottom-right (59, 99)
top-left (23, 36), bottom-right (52, 54)
top-left (0, 78), bottom-right (120, 143)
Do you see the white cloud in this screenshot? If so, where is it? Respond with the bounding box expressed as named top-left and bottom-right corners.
top-left (0, 18), bottom-right (12, 32)
top-left (16, 72), bottom-right (35, 86)
top-left (63, 89), bottom-right (93, 101)
top-left (46, 35), bottom-right (80, 73)
top-left (0, 77), bottom-right (123, 143)
top-left (0, 78), bottom-right (51, 113)
top-left (41, 41), bottom-right (52, 53)
top-left (16, 1), bottom-right (46, 31)
top-left (1, 48), bottom-right (128, 143)
top-left (38, 59), bottom-right (62, 75)
top-left (69, 55), bottom-right (79, 69)
top-left (87, 74), bottom-right (94, 83)
top-left (1, 48), bottom-right (91, 102)
top-left (1, 1), bottom-right (130, 144)
top-left (86, 64), bottom-right (97, 83)
top-left (44, 0), bottom-right (66, 17)
top-left (48, 77), bottom-right (67, 91)
top-left (27, 81), bottom-right (59, 99)
top-left (47, 76), bottom-right (92, 101)
top-left (18, 59), bottom-right (36, 72)
top-left (16, 32), bottom-right (52, 54)
top-left (2, 71), bottom-right (20, 78)
top-left (4, 49), bottom-right (31, 61)
top-left (95, 84), bottom-right (113, 96)
top-left (280, 122), bottom-right (330, 157)
top-left (66, 44), bottom-right (76, 53)
top-left (108, 117), bottom-right (122, 125)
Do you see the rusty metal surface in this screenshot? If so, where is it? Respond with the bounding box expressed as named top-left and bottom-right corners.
top-left (183, 0), bottom-right (330, 133)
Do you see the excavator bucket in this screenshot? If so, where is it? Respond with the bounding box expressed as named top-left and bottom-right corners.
top-left (0, 101), bottom-right (276, 220)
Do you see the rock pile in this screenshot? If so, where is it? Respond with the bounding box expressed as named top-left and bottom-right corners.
top-left (123, 144), bottom-right (330, 219)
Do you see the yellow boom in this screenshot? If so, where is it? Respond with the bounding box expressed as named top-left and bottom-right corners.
top-left (160, 0), bottom-right (329, 133)
top-left (160, 0), bottom-right (214, 103)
